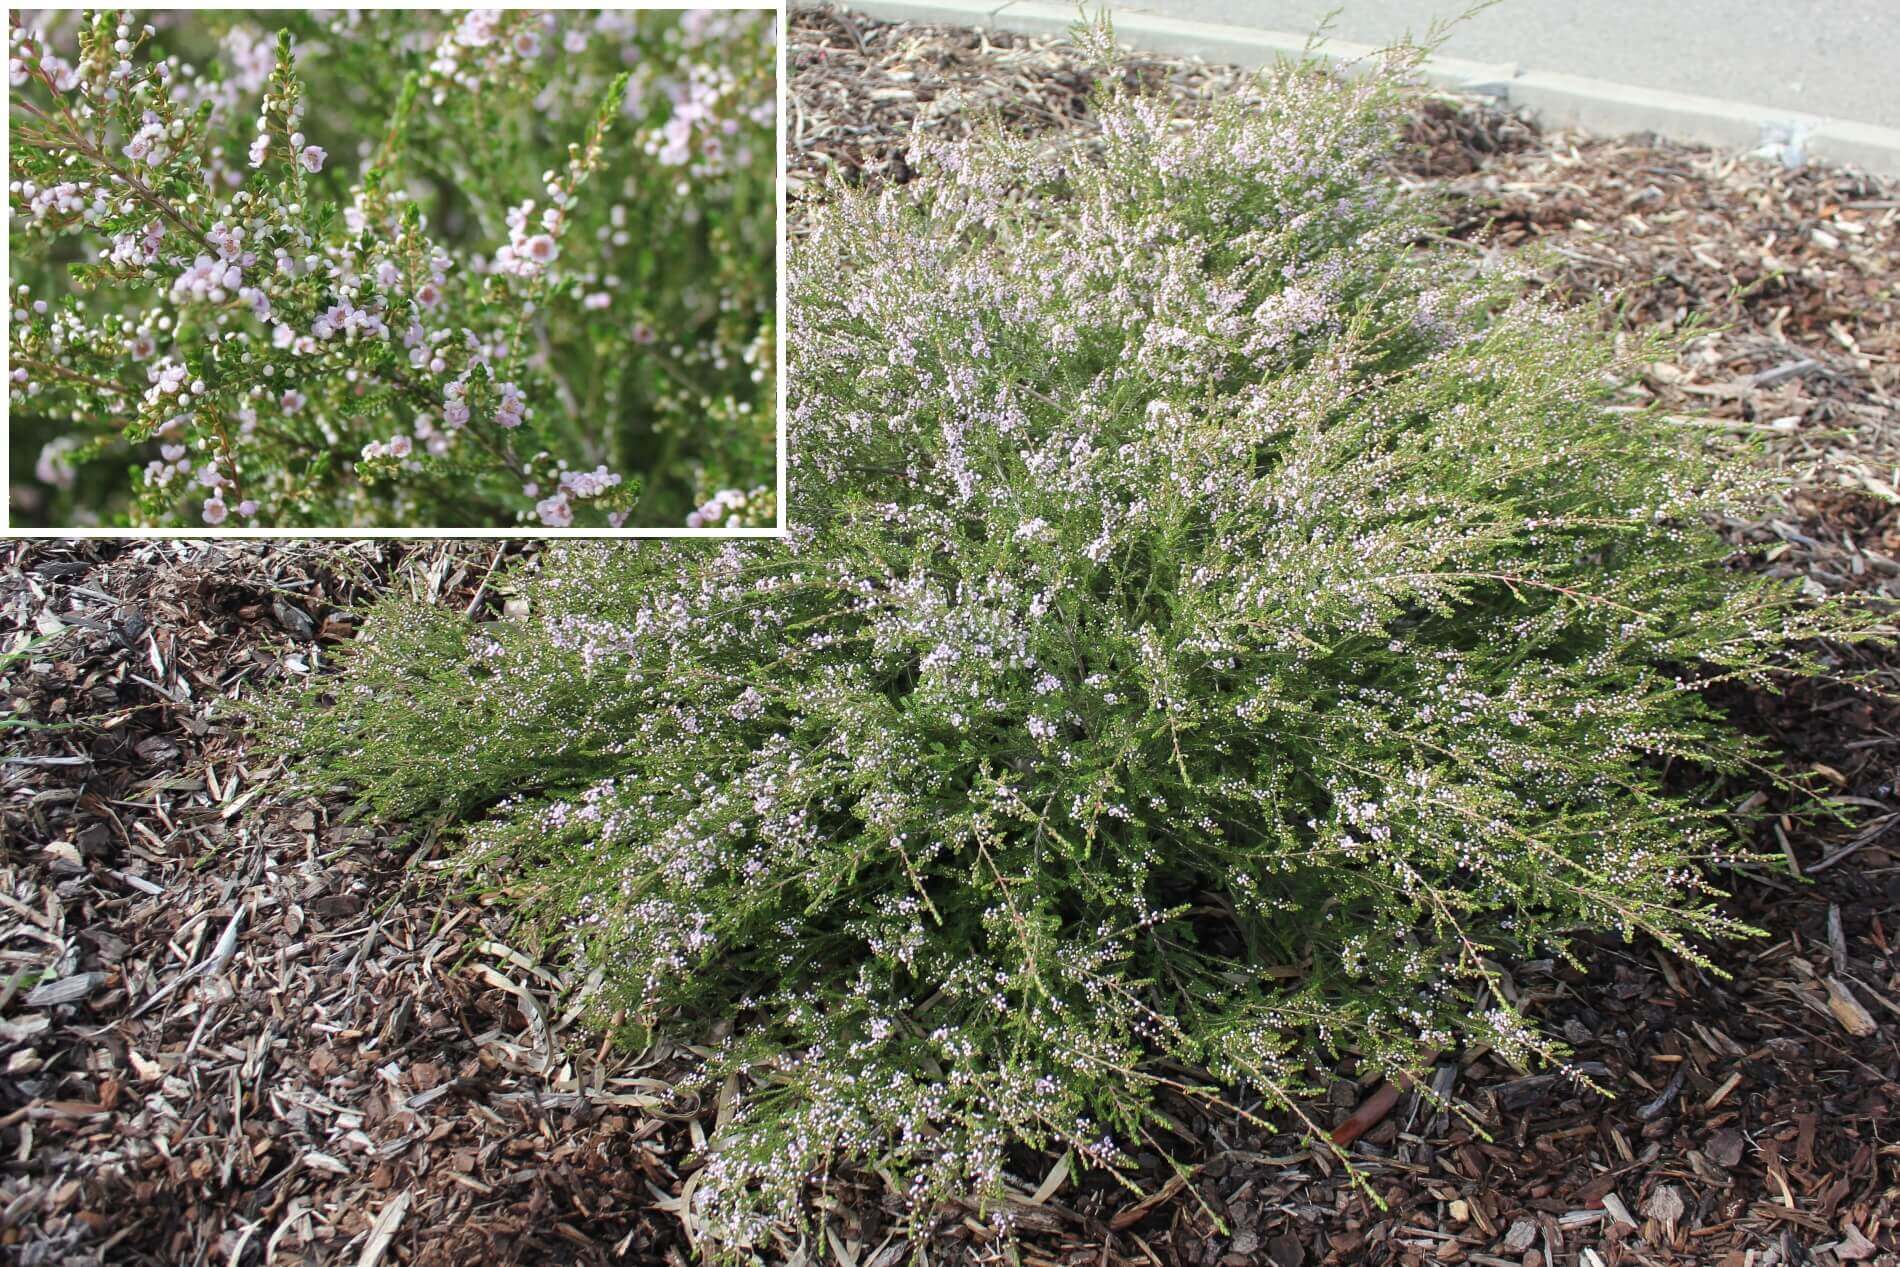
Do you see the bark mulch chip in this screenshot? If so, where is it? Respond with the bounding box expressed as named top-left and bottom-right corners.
top-left (4, 10), bottom-right (1898, 1264)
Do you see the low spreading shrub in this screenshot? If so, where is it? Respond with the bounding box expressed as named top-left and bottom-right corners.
top-left (9, 9), bottom-right (776, 528)
top-left (282, 36), bottom-right (1868, 1255)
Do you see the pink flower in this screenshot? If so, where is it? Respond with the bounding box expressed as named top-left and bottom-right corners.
top-left (236, 500), bottom-right (259, 518)
top-left (170, 255), bottom-right (237, 305)
top-left (281, 389), bottom-right (306, 413)
top-left (208, 221), bottom-right (244, 260)
top-left (35, 437), bottom-right (79, 489)
top-left (42, 56), bottom-right (79, 92)
top-left (559, 464), bottom-right (620, 498)
top-left (456, 10), bottom-right (498, 47)
top-left (201, 496), bottom-right (229, 526)
top-left (523, 235), bottom-right (558, 265)
top-left (416, 282), bottom-right (442, 308)
top-left (535, 493), bottom-right (573, 527)
top-left (388, 434), bottom-right (413, 458)
top-left (299, 145), bottom-right (326, 173)
top-left (494, 381), bottom-right (526, 428)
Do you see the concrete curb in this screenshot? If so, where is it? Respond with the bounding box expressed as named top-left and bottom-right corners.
top-left (827, 0), bottom-right (1900, 179)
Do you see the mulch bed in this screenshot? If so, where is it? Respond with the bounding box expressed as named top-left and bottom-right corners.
top-left (1, 542), bottom-right (701, 1267)
top-left (4, 7), bottom-right (1898, 1264)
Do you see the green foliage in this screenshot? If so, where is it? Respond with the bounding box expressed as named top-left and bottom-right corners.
top-left (10, 9), bottom-right (776, 528)
top-left (281, 45), bottom-right (1870, 1257)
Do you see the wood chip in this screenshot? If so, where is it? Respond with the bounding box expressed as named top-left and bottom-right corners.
top-left (24, 972), bottom-right (105, 1008)
top-left (356, 1190), bottom-right (410, 1267)
top-left (1824, 976), bottom-right (1880, 1036)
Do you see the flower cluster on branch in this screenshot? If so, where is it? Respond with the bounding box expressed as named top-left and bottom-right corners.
top-left (9, 8), bottom-right (777, 529)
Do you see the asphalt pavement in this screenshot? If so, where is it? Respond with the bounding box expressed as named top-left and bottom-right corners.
top-left (1115, 0), bottom-right (1900, 128)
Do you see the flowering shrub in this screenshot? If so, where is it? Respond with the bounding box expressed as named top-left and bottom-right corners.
top-left (9, 9), bottom-right (777, 528)
top-left (283, 44), bottom-right (1866, 1254)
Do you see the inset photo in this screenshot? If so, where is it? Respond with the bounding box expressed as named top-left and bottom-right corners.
top-left (7, 8), bottom-right (780, 532)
